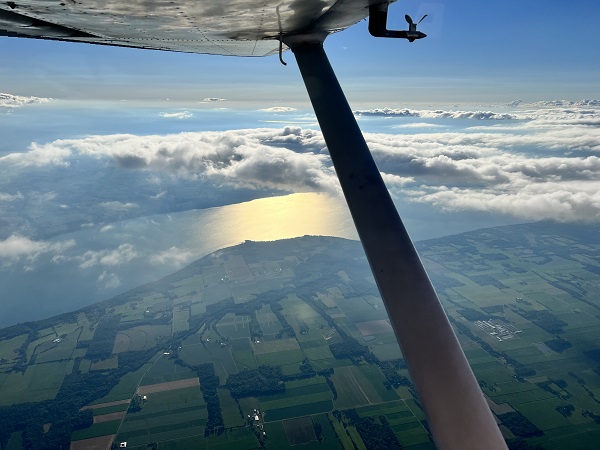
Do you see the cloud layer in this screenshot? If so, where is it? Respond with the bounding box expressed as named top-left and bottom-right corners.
top-left (2, 126), bottom-right (337, 195)
top-left (159, 111), bottom-right (193, 119)
top-left (0, 93), bottom-right (50, 108)
top-left (354, 108), bottom-right (518, 120)
top-left (1, 104), bottom-right (600, 248)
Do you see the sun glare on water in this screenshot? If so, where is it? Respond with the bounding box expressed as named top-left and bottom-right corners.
top-left (187, 192), bottom-right (358, 250)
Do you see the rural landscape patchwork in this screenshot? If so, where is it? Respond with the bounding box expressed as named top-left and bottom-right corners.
top-left (1, 221), bottom-right (600, 449)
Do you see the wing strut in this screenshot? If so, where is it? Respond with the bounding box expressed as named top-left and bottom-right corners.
top-left (283, 33), bottom-right (508, 450)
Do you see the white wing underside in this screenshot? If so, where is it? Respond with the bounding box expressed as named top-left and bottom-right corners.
top-left (0, 0), bottom-right (392, 56)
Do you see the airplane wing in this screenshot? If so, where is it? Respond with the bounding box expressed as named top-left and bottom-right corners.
top-left (0, 0), bottom-right (386, 56)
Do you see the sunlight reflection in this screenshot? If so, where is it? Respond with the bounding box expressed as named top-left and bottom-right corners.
top-left (188, 193), bottom-right (357, 251)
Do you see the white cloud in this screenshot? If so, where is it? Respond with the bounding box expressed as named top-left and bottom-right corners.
top-left (99, 224), bottom-right (114, 232)
top-left (150, 191), bottom-right (167, 199)
top-left (380, 172), bottom-right (415, 187)
top-left (30, 192), bottom-right (58, 203)
top-left (202, 98), bottom-right (226, 102)
top-left (260, 107), bottom-right (298, 112)
top-left (150, 246), bottom-right (194, 266)
top-left (525, 99), bottom-right (600, 107)
top-left (99, 201), bottom-right (139, 211)
top-left (159, 111), bottom-right (193, 119)
top-left (3, 105), bottom-right (600, 224)
top-left (97, 271), bottom-right (121, 289)
top-left (0, 93), bottom-right (51, 108)
top-left (0, 235), bottom-right (75, 265)
top-left (10, 128), bottom-right (338, 195)
top-left (0, 142), bottom-right (71, 167)
top-left (391, 123), bottom-right (448, 129)
top-left (360, 112), bottom-right (600, 221)
top-left (411, 183), bottom-right (600, 222)
top-left (0, 192), bottom-right (24, 201)
top-left (354, 108), bottom-right (518, 120)
top-left (78, 243), bottom-right (138, 269)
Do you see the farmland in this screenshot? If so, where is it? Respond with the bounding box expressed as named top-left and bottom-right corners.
top-left (0, 222), bottom-right (600, 449)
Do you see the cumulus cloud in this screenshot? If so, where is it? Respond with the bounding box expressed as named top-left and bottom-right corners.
top-left (10, 127), bottom-right (338, 195)
top-left (2, 105), bottom-right (600, 224)
top-left (260, 107), bottom-right (298, 112)
top-left (354, 108), bottom-right (518, 120)
top-left (358, 106), bottom-right (600, 221)
top-left (78, 243), bottom-right (137, 269)
top-left (150, 191), bottom-right (167, 199)
top-left (411, 183), bottom-right (600, 222)
top-left (0, 192), bottom-right (24, 201)
top-left (97, 271), bottom-right (121, 289)
top-left (99, 201), bottom-right (139, 211)
top-left (0, 93), bottom-right (50, 108)
top-left (380, 172), bottom-right (415, 187)
top-left (0, 142), bottom-right (71, 167)
top-left (159, 111), bottom-right (193, 119)
top-left (150, 246), bottom-right (194, 266)
top-left (0, 235), bottom-right (75, 266)
top-left (525, 99), bottom-right (600, 108)
top-left (392, 123), bottom-right (448, 129)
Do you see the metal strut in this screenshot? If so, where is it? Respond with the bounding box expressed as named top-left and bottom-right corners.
top-left (283, 33), bottom-right (507, 450)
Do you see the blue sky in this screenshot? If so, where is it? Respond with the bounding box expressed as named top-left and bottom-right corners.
top-left (1, 0), bottom-right (599, 105)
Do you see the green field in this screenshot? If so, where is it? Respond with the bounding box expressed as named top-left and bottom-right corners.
top-left (232, 350), bottom-right (257, 370)
top-left (264, 400), bottom-right (333, 422)
top-left (256, 349), bottom-right (304, 366)
top-left (219, 388), bottom-right (245, 428)
top-left (93, 361), bottom-right (155, 405)
top-left (331, 365), bottom-right (395, 409)
top-left (264, 415), bottom-right (341, 450)
top-left (71, 420), bottom-right (121, 441)
top-left (330, 414), bottom-right (366, 450)
top-left (117, 387), bottom-right (208, 446)
top-left (140, 356), bottom-right (197, 386)
top-left (252, 338), bottom-right (300, 355)
top-left (2, 228), bottom-right (600, 449)
top-left (179, 342), bottom-right (213, 367)
top-left (113, 325), bottom-right (171, 353)
top-left (157, 429), bottom-right (258, 450)
top-left (92, 403), bottom-right (130, 415)
top-left (0, 334), bottom-right (28, 363)
top-left (0, 361), bottom-right (69, 405)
